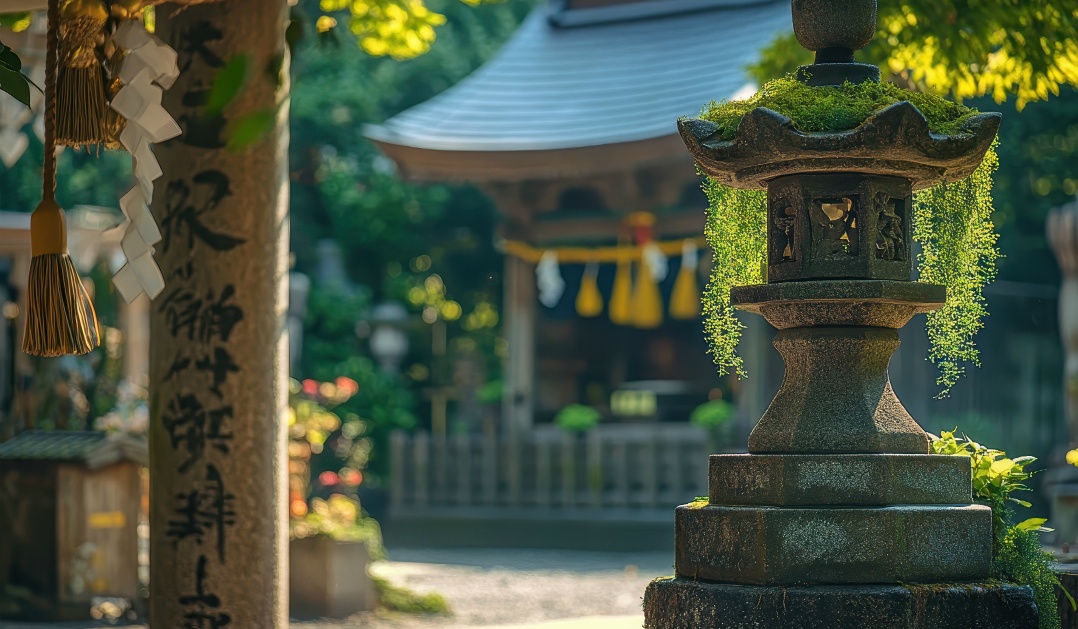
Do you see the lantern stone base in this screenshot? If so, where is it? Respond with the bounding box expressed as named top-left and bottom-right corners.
top-left (643, 578), bottom-right (1038, 629)
top-left (675, 503), bottom-right (992, 585)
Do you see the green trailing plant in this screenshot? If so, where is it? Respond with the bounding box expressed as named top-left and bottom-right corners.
top-left (699, 77), bottom-right (1000, 393)
top-left (912, 143), bottom-right (999, 392)
top-left (554, 403), bottom-right (601, 433)
top-left (702, 180), bottom-right (766, 378)
top-left (930, 430), bottom-right (1075, 629)
top-left (371, 575), bottom-right (450, 615)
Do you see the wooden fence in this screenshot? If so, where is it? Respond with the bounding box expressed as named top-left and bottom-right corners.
top-left (390, 427), bottom-right (713, 512)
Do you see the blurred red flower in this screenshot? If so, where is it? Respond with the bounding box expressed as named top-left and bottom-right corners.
top-left (335, 376), bottom-right (360, 397)
top-left (342, 469), bottom-right (363, 486)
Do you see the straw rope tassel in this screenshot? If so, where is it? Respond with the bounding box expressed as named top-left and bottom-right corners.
top-left (23, 0), bottom-right (100, 357)
top-left (55, 0), bottom-right (109, 148)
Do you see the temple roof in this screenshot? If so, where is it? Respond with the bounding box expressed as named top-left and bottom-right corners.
top-left (366, 0), bottom-right (792, 182)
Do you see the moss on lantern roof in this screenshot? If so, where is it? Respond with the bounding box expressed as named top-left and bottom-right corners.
top-left (699, 76), bottom-right (980, 143)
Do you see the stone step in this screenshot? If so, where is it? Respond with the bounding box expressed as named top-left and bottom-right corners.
top-left (643, 578), bottom-right (1038, 629)
top-left (709, 454), bottom-right (972, 506)
top-left (675, 503), bottom-right (991, 585)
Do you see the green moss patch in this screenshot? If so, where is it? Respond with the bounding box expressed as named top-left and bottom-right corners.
top-left (699, 77), bottom-right (979, 143)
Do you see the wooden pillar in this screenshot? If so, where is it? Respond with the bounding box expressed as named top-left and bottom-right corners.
top-left (502, 254), bottom-right (535, 436)
top-left (502, 254), bottom-right (534, 505)
top-left (149, 3), bottom-right (289, 628)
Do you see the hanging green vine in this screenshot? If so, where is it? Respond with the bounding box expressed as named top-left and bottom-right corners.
top-left (913, 143), bottom-right (1000, 395)
top-left (702, 178), bottom-right (766, 377)
top-left (699, 78), bottom-right (1001, 394)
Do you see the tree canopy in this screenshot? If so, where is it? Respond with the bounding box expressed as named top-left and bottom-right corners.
top-left (751, 0), bottom-right (1078, 109)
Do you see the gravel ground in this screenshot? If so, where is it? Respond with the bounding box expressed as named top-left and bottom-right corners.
top-left (304, 548), bottom-right (668, 628)
top-left (0, 548), bottom-right (670, 629)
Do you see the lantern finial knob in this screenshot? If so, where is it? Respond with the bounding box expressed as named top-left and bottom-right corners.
top-left (791, 0), bottom-right (881, 86)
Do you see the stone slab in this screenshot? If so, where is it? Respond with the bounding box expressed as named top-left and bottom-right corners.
top-left (675, 504), bottom-right (991, 585)
top-left (643, 578), bottom-right (1038, 629)
top-left (731, 280), bottom-right (946, 330)
top-left (709, 454), bottom-right (972, 506)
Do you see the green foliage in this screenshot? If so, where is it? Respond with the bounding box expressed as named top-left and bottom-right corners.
top-left (320, 0), bottom-right (496, 60)
top-left (372, 575), bottom-right (451, 614)
top-left (913, 144), bottom-right (1000, 393)
top-left (701, 180), bottom-right (765, 377)
top-left (476, 379), bottom-right (502, 405)
top-left (698, 80), bottom-right (999, 391)
top-left (930, 430), bottom-right (1073, 629)
top-left (748, 1), bottom-right (1078, 108)
top-left (0, 40), bottom-right (30, 107)
top-left (554, 404), bottom-right (601, 433)
top-left (700, 77), bottom-right (979, 142)
top-left (996, 527), bottom-right (1070, 629)
top-left (989, 87), bottom-right (1078, 285)
top-left (0, 15), bottom-right (32, 106)
top-left (689, 399), bottom-right (735, 429)
top-left (691, 399), bottom-right (737, 450)
top-left (316, 356), bottom-right (418, 482)
top-left (314, 353), bottom-right (418, 483)
top-left (929, 429), bottom-right (1038, 547)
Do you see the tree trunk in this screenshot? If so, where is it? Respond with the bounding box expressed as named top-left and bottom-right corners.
top-left (150, 2), bottom-right (289, 627)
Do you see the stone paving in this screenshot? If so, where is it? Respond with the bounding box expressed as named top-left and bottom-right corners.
top-left (0, 548), bottom-right (663, 629)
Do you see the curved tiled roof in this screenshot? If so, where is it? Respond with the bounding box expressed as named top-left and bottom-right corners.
top-left (366, 0), bottom-right (792, 153)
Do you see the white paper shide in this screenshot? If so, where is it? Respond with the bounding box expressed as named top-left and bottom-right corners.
top-left (109, 20), bottom-right (181, 303)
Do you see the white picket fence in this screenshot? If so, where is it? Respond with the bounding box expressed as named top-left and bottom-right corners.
top-left (390, 426), bottom-right (715, 512)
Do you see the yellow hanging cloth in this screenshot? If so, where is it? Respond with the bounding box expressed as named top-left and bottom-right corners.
top-left (23, 0), bottom-right (100, 357)
top-left (575, 261), bottom-right (603, 318)
top-left (670, 239), bottom-right (701, 320)
top-left (609, 248), bottom-right (633, 325)
top-left (631, 244), bottom-right (664, 329)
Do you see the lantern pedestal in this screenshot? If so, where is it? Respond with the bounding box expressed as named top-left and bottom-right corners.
top-left (644, 580), bottom-right (1038, 629)
top-left (643, 280), bottom-right (1038, 627)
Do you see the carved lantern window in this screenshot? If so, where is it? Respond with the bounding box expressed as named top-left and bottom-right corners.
top-left (766, 173), bottom-right (912, 282)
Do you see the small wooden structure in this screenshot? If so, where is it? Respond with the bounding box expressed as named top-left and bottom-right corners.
top-left (0, 430), bottom-right (147, 620)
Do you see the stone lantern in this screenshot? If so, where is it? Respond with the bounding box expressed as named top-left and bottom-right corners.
top-left (367, 301), bottom-right (411, 375)
top-left (643, 1), bottom-right (1039, 626)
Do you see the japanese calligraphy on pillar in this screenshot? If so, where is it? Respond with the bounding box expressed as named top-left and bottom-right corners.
top-left (159, 18), bottom-right (249, 624)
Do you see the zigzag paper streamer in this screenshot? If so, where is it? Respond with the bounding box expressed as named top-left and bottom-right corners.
top-left (108, 20), bottom-right (181, 303)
